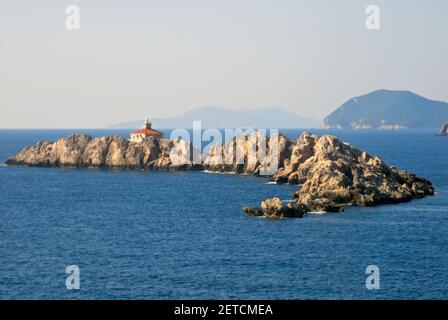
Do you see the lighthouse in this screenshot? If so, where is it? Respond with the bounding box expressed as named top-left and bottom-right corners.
top-left (130, 118), bottom-right (163, 142)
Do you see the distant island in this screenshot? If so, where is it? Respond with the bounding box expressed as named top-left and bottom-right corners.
top-left (108, 106), bottom-right (320, 129)
top-left (322, 89), bottom-right (448, 130)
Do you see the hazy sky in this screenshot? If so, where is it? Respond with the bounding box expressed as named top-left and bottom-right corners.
top-left (1, 0), bottom-right (447, 128)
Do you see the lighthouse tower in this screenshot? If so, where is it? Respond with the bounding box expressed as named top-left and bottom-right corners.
top-left (142, 117), bottom-right (151, 129)
top-left (130, 117), bottom-right (163, 142)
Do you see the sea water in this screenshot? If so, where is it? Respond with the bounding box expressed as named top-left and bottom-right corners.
top-left (0, 129), bottom-right (447, 299)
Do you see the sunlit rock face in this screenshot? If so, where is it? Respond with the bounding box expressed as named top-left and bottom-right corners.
top-left (275, 132), bottom-right (434, 211)
top-left (202, 132), bottom-right (290, 175)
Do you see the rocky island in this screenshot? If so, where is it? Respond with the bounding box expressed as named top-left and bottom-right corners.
top-left (5, 132), bottom-right (434, 218)
top-left (438, 123), bottom-right (448, 136)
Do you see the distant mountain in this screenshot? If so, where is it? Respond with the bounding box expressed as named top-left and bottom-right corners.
top-left (322, 89), bottom-right (448, 130)
top-left (109, 106), bottom-right (319, 129)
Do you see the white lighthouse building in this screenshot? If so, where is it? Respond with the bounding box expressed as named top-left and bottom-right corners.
top-left (130, 118), bottom-right (163, 142)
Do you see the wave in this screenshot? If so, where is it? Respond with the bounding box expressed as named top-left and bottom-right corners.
top-left (202, 170), bottom-right (236, 175)
top-left (307, 211), bottom-right (327, 215)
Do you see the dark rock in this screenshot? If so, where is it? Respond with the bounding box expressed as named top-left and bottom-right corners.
top-left (438, 123), bottom-right (448, 136)
top-left (243, 207), bottom-right (264, 217)
top-left (261, 198), bottom-right (308, 219)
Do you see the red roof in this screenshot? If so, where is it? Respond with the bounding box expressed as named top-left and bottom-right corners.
top-left (132, 128), bottom-right (162, 135)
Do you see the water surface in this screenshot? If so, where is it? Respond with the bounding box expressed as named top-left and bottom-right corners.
top-left (0, 129), bottom-right (447, 299)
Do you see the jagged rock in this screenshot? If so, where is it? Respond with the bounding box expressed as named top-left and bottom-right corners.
top-left (439, 123), bottom-right (448, 136)
top-left (203, 132), bottom-right (290, 176)
top-left (50, 134), bottom-right (92, 167)
top-left (272, 131), bottom-right (315, 184)
top-left (243, 198), bottom-right (308, 219)
top-left (260, 197), bottom-right (308, 218)
top-left (281, 132), bottom-right (434, 212)
top-left (243, 207), bottom-right (264, 217)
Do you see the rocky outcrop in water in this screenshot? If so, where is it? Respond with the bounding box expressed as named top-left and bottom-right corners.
top-left (5, 134), bottom-right (200, 171)
top-left (202, 131), bottom-right (290, 175)
top-left (244, 198), bottom-right (307, 219)
top-left (273, 132), bottom-right (434, 211)
top-left (439, 123), bottom-right (448, 136)
top-left (243, 207), bottom-right (264, 217)
top-left (5, 132), bottom-right (434, 214)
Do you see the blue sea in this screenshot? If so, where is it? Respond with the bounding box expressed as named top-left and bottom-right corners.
top-left (0, 129), bottom-right (447, 299)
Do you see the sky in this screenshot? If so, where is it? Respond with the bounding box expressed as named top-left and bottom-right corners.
top-left (1, 0), bottom-right (447, 128)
